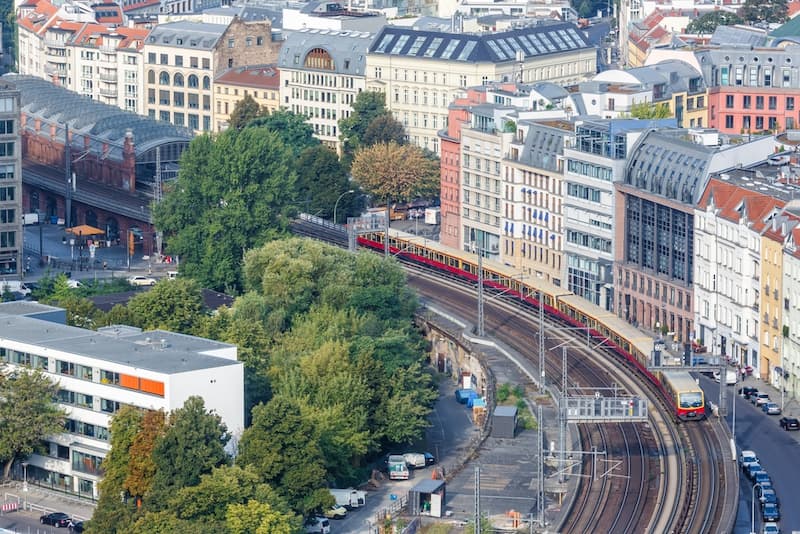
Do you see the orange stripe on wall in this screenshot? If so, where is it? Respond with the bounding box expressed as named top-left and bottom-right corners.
top-left (119, 374), bottom-right (139, 390)
top-left (139, 378), bottom-right (165, 396)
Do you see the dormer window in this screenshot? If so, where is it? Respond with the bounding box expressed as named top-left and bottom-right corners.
top-left (176, 38), bottom-right (183, 45)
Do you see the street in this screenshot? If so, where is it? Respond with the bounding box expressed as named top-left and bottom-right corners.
top-left (698, 375), bottom-right (800, 533)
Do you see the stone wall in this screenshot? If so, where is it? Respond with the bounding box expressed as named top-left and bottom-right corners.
top-left (214, 18), bottom-right (282, 75)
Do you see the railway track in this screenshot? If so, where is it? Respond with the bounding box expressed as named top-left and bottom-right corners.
top-left (290, 219), bottom-right (732, 532)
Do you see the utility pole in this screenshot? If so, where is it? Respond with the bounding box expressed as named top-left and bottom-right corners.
top-left (474, 466), bottom-right (481, 534)
top-left (64, 124), bottom-right (72, 228)
top-left (559, 346), bottom-right (567, 482)
top-left (537, 404), bottom-right (545, 528)
top-left (477, 247), bottom-right (484, 337)
top-left (154, 147), bottom-right (163, 259)
top-left (384, 205), bottom-right (390, 258)
top-left (539, 291), bottom-right (545, 391)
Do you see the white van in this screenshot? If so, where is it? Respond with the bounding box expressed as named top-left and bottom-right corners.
top-left (0, 280), bottom-right (31, 296)
top-left (303, 517), bottom-right (330, 534)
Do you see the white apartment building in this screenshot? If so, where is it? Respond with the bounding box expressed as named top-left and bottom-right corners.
top-left (17, 0), bottom-right (148, 114)
top-left (693, 178), bottom-right (770, 370)
top-left (0, 302), bottom-right (244, 499)
top-left (783, 223), bottom-right (800, 399)
top-left (366, 21), bottom-right (596, 155)
top-left (278, 29), bottom-right (371, 154)
top-left (282, 1), bottom-right (387, 32)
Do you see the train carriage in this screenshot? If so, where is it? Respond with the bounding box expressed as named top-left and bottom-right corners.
top-left (660, 371), bottom-right (706, 421)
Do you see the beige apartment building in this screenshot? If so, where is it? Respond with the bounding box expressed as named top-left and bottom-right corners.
top-left (143, 18), bottom-right (280, 132)
top-left (213, 65), bottom-right (280, 131)
top-left (366, 21), bottom-right (596, 154)
top-left (0, 81), bottom-right (21, 278)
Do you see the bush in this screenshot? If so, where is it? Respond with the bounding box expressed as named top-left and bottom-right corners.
top-left (496, 383), bottom-right (511, 403)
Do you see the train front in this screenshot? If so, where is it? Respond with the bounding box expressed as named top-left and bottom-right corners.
top-left (678, 389), bottom-right (706, 420)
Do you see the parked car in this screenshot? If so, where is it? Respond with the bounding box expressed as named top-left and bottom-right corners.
top-left (759, 487), bottom-right (779, 507)
top-left (127, 275), bottom-right (157, 287)
top-left (739, 450), bottom-right (759, 470)
top-left (762, 502), bottom-right (780, 522)
top-left (739, 386), bottom-right (758, 400)
top-left (68, 520), bottom-right (85, 533)
top-left (752, 393), bottom-right (770, 406)
top-left (304, 516), bottom-right (331, 534)
top-left (403, 452), bottom-right (436, 468)
top-left (763, 521), bottom-right (780, 534)
top-left (779, 416), bottom-right (800, 430)
top-left (746, 462), bottom-right (764, 480)
top-left (762, 402), bottom-right (782, 415)
top-left (323, 504), bottom-right (347, 520)
top-left (40, 512), bottom-right (71, 527)
top-left (753, 471), bottom-right (772, 487)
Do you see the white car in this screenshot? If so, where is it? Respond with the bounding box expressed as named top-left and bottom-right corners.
top-left (763, 521), bottom-right (780, 534)
top-left (303, 517), bottom-right (330, 534)
top-left (127, 275), bottom-right (157, 287)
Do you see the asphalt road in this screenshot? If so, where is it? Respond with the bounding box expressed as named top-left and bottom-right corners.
top-left (698, 375), bottom-right (800, 533)
top-left (0, 509), bottom-right (74, 533)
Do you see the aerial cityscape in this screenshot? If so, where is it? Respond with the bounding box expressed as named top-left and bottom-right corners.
top-left (0, 0), bottom-right (799, 531)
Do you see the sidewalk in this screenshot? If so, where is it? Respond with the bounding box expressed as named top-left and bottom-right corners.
top-left (2, 482), bottom-right (96, 522)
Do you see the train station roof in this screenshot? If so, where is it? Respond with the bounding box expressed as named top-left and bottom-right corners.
top-left (2, 74), bottom-right (193, 161)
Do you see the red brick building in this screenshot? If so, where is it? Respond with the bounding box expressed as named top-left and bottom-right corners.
top-left (10, 74), bottom-right (192, 256)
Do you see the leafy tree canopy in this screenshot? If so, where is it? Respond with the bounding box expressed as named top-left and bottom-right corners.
top-left (293, 145), bottom-right (360, 223)
top-left (154, 127), bottom-right (297, 291)
top-left (0, 371), bottom-right (65, 479)
top-left (350, 142), bottom-right (440, 203)
top-left (338, 91), bottom-right (389, 166)
top-left (229, 94), bottom-right (264, 130)
top-left (740, 0), bottom-right (787, 23)
top-left (147, 396), bottom-right (230, 511)
top-left (362, 113), bottom-right (407, 147)
top-left (247, 109), bottom-right (319, 158)
top-left (686, 11), bottom-right (743, 33)
top-left (624, 101), bottom-right (673, 120)
top-left (125, 278), bottom-right (206, 332)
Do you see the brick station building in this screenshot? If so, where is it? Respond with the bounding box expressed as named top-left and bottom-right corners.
top-left (6, 74), bottom-right (192, 257)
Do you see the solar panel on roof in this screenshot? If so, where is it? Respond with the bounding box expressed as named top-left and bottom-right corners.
top-left (549, 32), bottom-right (566, 49)
top-left (527, 34), bottom-right (545, 54)
top-left (424, 37), bottom-right (443, 57)
top-left (456, 40), bottom-right (476, 60)
top-left (390, 34), bottom-right (409, 54)
top-left (567, 28), bottom-right (585, 45)
top-left (375, 33), bottom-right (393, 52)
top-left (498, 38), bottom-right (516, 57)
top-left (539, 33), bottom-right (557, 52)
top-left (559, 29), bottom-right (575, 47)
top-left (487, 40), bottom-right (507, 60)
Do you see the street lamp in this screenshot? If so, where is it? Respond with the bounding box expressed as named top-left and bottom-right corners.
top-left (751, 482), bottom-right (761, 534)
top-left (333, 190), bottom-right (355, 225)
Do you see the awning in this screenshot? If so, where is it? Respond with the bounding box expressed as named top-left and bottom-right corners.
top-left (66, 225), bottom-right (105, 236)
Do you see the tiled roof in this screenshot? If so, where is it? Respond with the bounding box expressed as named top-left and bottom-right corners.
top-left (368, 21), bottom-right (590, 63)
top-left (71, 25), bottom-right (149, 50)
top-left (215, 65), bottom-right (280, 89)
top-left (698, 178), bottom-right (785, 232)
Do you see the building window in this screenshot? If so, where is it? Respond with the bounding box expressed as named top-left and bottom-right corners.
top-left (0, 142), bottom-right (13, 157)
top-left (756, 96), bottom-right (764, 109)
top-left (175, 55), bottom-right (183, 67)
top-left (148, 52), bottom-right (156, 63)
top-left (228, 39), bottom-right (235, 48)
top-left (743, 95), bottom-right (751, 109)
top-left (725, 115), bottom-right (734, 129)
top-left (160, 54), bottom-right (168, 65)
top-left (0, 230), bottom-right (15, 247)
top-left (256, 36), bottom-right (264, 46)
top-left (768, 96), bottom-right (777, 110)
top-left (0, 120), bottom-right (14, 134)
top-left (246, 37), bottom-right (253, 47)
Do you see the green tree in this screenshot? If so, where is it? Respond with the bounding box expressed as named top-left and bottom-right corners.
top-left (293, 145), bottom-right (356, 222)
top-left (128, 511), bottom-right (202, 534)
top-left (350, 142), bottom-right (440, 203)
top-left (147, 397), bottom-right (230, 510)
top-left (124, 410), bottom-right (166, 508)
top-left (362, 113), bottom-right (406, 147)
top-left (125, 278), bottom-right (205, 333)
top-left (0, 370), bottom-right (65, 479)
top-left (686, 11), bottom-right (743, 33)
top-left (229, 94), bottom-right (263, 130)
top-left (339, 91), bottom-right (388, 167)
top-left (154, 127), bottom-right (297, 291)
top-left (238, 396), bottom-right (331, 516)
top-left (247, 109), bottom-right (320, 157)
top-left (740, 0), bottom-right (787, 23)
top-left (226, 500), bottom-right (299, 534)
top-left (1, 0), bottom-right (17, 71)
top-left (90, 406), bottom-right (143, 533)
top-left (625, 101), bottom-right (673, 119)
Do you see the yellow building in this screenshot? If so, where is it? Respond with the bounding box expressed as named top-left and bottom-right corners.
top-left (760, 219), bottom-right (791, 381)
top-left (213, 65), bottom-right (280, 132)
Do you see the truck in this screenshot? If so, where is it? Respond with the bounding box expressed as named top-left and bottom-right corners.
top-left (713, 370), bottom-right (737, 385)
top-left (386, 454), bottom-right (410, 480)
top-left (329, 488), bottom-right (366, 509)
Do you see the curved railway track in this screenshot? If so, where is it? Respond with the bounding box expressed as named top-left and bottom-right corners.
top-left (290, 220), bottom-right (732, 532)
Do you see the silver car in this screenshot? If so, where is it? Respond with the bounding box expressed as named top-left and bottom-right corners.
top-left (764, 402), bottom-right (782, 415)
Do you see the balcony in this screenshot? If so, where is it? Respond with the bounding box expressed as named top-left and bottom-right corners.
top-left (99, 87), bottom-right (117, 97)
top-left (99, 73), bottom-right (117, 83)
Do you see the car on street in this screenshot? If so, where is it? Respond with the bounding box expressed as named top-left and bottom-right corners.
top-left (403, 452), bottom-right (436, 468)
top-left (759, 487), bottom-right (779, 507)
top-left (739, 386), bottom-right (758, 400)
top-left (754, 471), bottom-right (772, 487)
top-left (762, 402), bottom-right (782, 415)
top-left (68, 520), bottom-right (85, 533)
top-left (323, 505), bottom-right (347, 520)
top-left (739, 450), bottom-right (759, 470)
top-left (303, 516), bottom-right (331, 534)
top-left (746, 462), bottom-right (764, 480)
top-left (127, 275), bottom-right (157, 286)
top-left (762, 502), bottom-right (781, 522)
top-left (779, 416), bottom-right (800, 430)
top-left (752, 392), bottom-right (770, 406)
top-left (763, 522), bottom-right (780, 534)
top-left (40, 512), bottom-right (71, 527)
